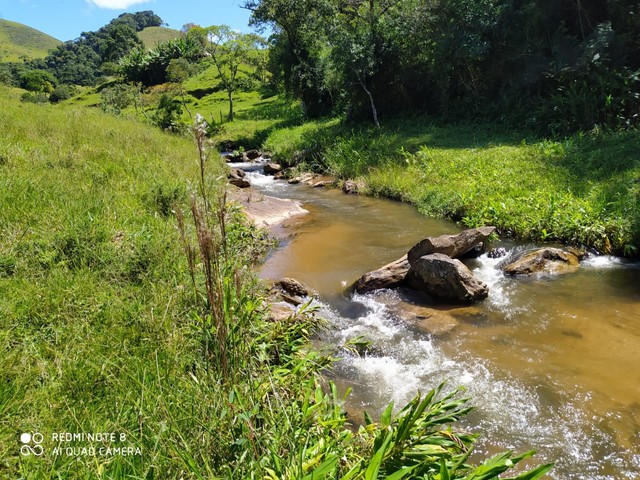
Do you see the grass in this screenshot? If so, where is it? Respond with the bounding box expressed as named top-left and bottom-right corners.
top-left (0, 90), bottom-right (550, 478)
top-left (0, 19), bottom-right (61, 62)
top-left (262, 117), bottom-right (640, 256)
top-left (138, 26), bottom-right (182, 51)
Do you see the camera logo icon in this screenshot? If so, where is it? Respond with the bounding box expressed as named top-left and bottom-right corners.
top-left (20, 432), bottom-right (44, 456)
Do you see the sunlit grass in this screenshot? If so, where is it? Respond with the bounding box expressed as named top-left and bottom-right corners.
top-left (263, 117), bottom-right (640, 255)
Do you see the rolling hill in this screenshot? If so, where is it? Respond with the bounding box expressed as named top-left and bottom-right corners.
top-left (138, 26), bottom-right (182, 50)
top-left (0, 19), bottom-right (61, 62)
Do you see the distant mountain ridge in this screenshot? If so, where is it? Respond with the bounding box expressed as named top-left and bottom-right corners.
top-left (0, 19), bottom-right (61, 62)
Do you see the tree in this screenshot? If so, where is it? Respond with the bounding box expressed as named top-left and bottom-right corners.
top-left (45, 41), bottom-right (102, 86)
top-left (19, 69), bottom-right (57, 94)
top-left (245, 0), bottom-right (336, 117)
top-left (330, 0), bottom-right (402, 127)
top-left (167, 58), bottom-right (194, 118)
top-left (205, 25), bottom-right (265, 120)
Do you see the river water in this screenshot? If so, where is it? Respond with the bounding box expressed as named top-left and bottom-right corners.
top-left (239, 160), bottom-right (640, 479)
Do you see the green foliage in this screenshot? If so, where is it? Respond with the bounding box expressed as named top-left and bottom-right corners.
top-left (0, 89), bottom-right (551, 479)
top-left (100, 82), bottom-right (139, 114)
top-left (264, 116), bottom-right (640, 256)
top-left (119, 35), bottom-right (205, 86)
top-left (204, 25), bottom-right (267, 120)
top-left (44, 40), bottom-right (102, 86)
top-left (153, 93), bottom-right (185, 132)
top-left (19, 91), bottom-right (48, 104)
top-left (19, 68), bottom-right (56, 93)
top-left (249, 0), bottom-right (640, 132)
top-left (49, 83), bottom-right (76, 103)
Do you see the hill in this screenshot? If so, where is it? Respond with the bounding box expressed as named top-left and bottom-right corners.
top-left (0, 19), bottom-right (61, 62)
top-left (138, 26), bottom-right (181, 50)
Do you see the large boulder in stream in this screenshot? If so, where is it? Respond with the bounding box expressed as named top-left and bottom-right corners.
top-left (353, 255), bottom-right (410, 293)
top-left (502, 247), bottom-right (579, 276)
top-left (407, 226), bottom-right (496, 265)
top-left (406, 253), bottom-right (488, 303)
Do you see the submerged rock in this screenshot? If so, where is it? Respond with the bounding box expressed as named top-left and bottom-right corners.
top-left (407, 226), bottom-right (496, 265)
top-left (487, 247), bottom-right (507, 259)
top-left (503, 247), bottom-right (579, 275)
top-left (353, 255), bottom-right (410, 293)
top-left (391, 303), bottom-right (460, 336)
top-left (225, 151), bottom-right (245, 163)
top-left (407, 253), bottom-right (489, 303)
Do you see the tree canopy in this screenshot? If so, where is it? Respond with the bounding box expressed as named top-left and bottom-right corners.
top-left (246, 0), bottom-right (640, 133)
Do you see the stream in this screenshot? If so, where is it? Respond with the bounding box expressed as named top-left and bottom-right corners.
top-left (237, 158), bottom-right (640, 479)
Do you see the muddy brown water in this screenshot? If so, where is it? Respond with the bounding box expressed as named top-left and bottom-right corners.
top-left (241, 163), bottom-right (640, 479)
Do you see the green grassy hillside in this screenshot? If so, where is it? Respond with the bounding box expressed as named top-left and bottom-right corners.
top-left (0, 19), bottom-right (61, 62)
top-left (138, 26), bottom-right (181, 50)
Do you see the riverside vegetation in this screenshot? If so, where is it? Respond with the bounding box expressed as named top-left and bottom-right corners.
top-left (1, 3), bottom-right (638, 478)
top-left (0, 91), bottom-right (553, 478)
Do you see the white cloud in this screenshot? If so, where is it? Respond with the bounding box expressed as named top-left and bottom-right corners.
top-left (86, 0), bottom-right (151, 9)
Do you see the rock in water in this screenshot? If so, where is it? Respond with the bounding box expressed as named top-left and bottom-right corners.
top-left (353, 255), bottom-right (410, 293)
top-left (342, 180), bottom-right (359, 194)
top-left (245, 149), bottom-right (261, 160)
top-left (228, 168), bottom-right (250, 188)
top-left (408, 226), bottom-right (496, 265)
top-left (273, 277), bottom-right (310, 305)
top-left (503, 247), bottom-right (579, 275)
top-left (264, 163), bottom-right (282, 175)
top-left (407, 253), bottom-right (488, 303)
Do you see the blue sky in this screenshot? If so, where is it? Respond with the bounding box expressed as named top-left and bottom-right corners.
top-left (0, 0), bottom-right (256, 41)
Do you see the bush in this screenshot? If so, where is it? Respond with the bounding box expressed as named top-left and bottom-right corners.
top-left (49, 84), bottom-right (76, 103)
top-left (20, 92), bottom-right (48, 104)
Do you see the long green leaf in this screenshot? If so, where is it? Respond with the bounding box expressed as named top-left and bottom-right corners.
top-left (503, 463), bottom-right (554, 480)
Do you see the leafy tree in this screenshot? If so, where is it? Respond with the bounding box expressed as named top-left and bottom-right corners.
top-left (330, 0), bottom-right (402, 127)
top-left (19, 69), bottom-right (56, 94)
top-left (245, 0), bottom-right (336, 117)
top-left (100, 83), bottom-right (139, 114)
top-left (45, 41), bottom-right (102, 86)
top-left (153, 94), bottom-right (185, 133)
top-left (120, 36), bottom-right (205, 86)
top-left (167, 58), bottom-right (195, 118)
top-left (98, 23), bottom-right (143, 63)
top-left (205, 25), bottom-right (266, 120)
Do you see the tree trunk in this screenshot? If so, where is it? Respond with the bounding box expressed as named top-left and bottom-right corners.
top-left (227, 90), bottom-right (234, 121)
top-left (358, 76), bottom-right (380, 128)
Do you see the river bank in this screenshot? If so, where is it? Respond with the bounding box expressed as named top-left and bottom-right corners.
top-left (232, 116), bottom-right (640, 257)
